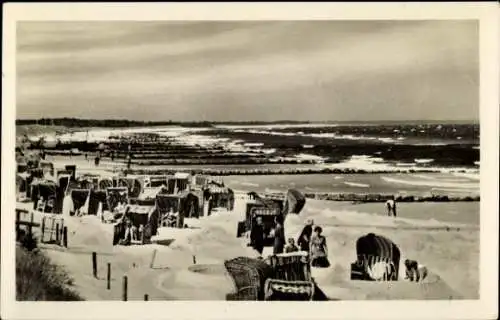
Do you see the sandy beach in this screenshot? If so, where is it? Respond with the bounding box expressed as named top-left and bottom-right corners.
top-left (19, 189), bottom-right (478, 301)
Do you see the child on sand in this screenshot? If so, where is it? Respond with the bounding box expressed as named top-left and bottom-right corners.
top-left (285, 238), bottom-right (299, 253)
top-left (404, 259), bottom-right (428, 282)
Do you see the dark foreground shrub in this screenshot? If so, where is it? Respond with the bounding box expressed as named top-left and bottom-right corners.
top-left (18, 230), bottom-right (38, 252)
top-left (16, 247), bottom-right (83, 301)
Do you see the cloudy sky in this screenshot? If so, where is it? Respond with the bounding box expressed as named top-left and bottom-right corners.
top-left (17, 20), bottom-right (478, 121)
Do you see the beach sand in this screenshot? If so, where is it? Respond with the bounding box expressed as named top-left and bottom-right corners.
top-left (22, 194), bottom-right (478, 301)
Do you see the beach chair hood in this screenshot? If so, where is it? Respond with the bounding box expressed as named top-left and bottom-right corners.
top-left (283, 189), bottom-right (306, 215)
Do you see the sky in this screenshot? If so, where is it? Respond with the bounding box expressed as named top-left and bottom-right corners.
top-left (16, 20), bottom-right (479, 122)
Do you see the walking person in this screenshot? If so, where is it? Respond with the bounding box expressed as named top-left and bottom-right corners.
top-left (297, 219), bottom-right (314, 252)
top-left (250, 216), bottom-right (265, 255)
top-left (310, 226), bottom-right (330, 268)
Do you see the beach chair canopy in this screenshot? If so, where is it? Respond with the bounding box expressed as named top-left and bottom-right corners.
top-left (70, 189), bottom-right (90, 210)
top-left (283, 189), bottom-right (306, 215)
top-left (106, 187), bottom-right (128, 212)
top-left (251, 207), bottom-right (280, 216)
top-left (248, 192), bottom-right (283, 210)
top-left (156, 194), bottom-right (182, 213)
top-left (99, 178), bottom-right (114, 190)
top-left (124, 204), bottom-right (155, 227)
top-left (355, 233), bottom-right (401, 267)
top-left (173, 172), bottom-right (190, 179)
top-left (138, 187), bottom-right (163, 201)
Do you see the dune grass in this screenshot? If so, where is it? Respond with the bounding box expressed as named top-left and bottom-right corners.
top-left (16, 246), bottom-right (84, 301)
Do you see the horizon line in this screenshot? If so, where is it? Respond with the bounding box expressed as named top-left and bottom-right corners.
top-left (16, 118), bottom-right (480, 124)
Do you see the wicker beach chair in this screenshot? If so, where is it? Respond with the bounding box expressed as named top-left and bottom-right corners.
top-left (264, 279), bottom-right (314, 301)
top-left (263, 252), bottom-right (315, 301)
top-left (224, 257), bottom-right (274, 301)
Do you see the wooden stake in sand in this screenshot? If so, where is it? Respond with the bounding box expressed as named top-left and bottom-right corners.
top-left (107, 263), bottom-right (111, 290)
top-left (150, 249), bottom-right (157, 269)
top-left (29, 212), bottom-right (34, 236)
top-left (63, 226), bottom-right (68, 248)
top-left (40, 217), bottom-right (46, 243)
top-left (144, 294), bottom-right (149, 301)
top-left (55, 223), bottom-right (60, 243)
top-left (92, 252), bottom-right (97, 278)
top-left (15, 210), bottom-right (21, 240)
top-left (122, 276), bottom-right (128, 301)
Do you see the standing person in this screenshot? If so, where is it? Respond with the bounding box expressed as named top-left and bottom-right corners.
top-left (126, 154), bottom-right (132, 170)
top-left (250, 216), bottom-right (265, 255)
top-left (297, 219), bottom-right (314, 252)
top-left (138, 224), bottom-right (144, 241)
top-left (131, 224), bottom-right (138, 241)
top-left (392, 198), bottom-right (397, 217)
top-left (386, 197), bottom-right (397, 217)
top-left (273, 216), bottom-right (286, 254)
top-left (310, 226), bottom-right (330, 268)
top-left (121, 220), bottom-right (132, 246)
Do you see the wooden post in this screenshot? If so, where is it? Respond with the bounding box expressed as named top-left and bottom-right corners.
top-left (55, 223), bottom-right (60, 243)
top-left (29, 212), bottom-right (34, 236)
top-left (150, 249), bottom-right (157, 269)
top-left (15, 210), bottom-right (21, 240)
top-left (122, 276), bottom-right (128, 301)
top-left (193, 255), bottom-right (196, 265)
top-left (92, 252), bottom-right (97, 278)
top-left (63, 226), bottom-right (68, 247)
top-left (41, 217), bottom-right (46, 243)
top-left (107, 263), bottom-right (111, 290)
top-left (144, 294), bottom-right (149, 301)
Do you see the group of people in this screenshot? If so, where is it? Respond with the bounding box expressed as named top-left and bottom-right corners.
top-left (119, 219), bottom-right (145, 245)
top-left (296, 219), bottom-right (330, 268)
top-left (250, 216), bottom-right (285, 255)
top-left (249, 216), bottom-right (330, 268)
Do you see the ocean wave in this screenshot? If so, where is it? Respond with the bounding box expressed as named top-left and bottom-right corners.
top-left (381, 176), bottom-right (479, 189)
top-left (414, 159), bottom-right (434, 164)
top-left (295, 153), bottom-right (327, 162)
top-left (451, 172), bottom-right (480, 181)
top-left (430, 187), bottom-right (479, 194)
top-left (412, 174), bottom-right (473, 183)
top-left (229, 129), bottom-right (402, 144)
top-left (240, 182), bottom-right (259, 187)
top-left (344, 182), bottom-right (370, 188)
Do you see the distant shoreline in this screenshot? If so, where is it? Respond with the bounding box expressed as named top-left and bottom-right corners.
top-left (16, 118), bottom-right (479, 128)
top-left (127, 166), bottom-right (478, 176)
